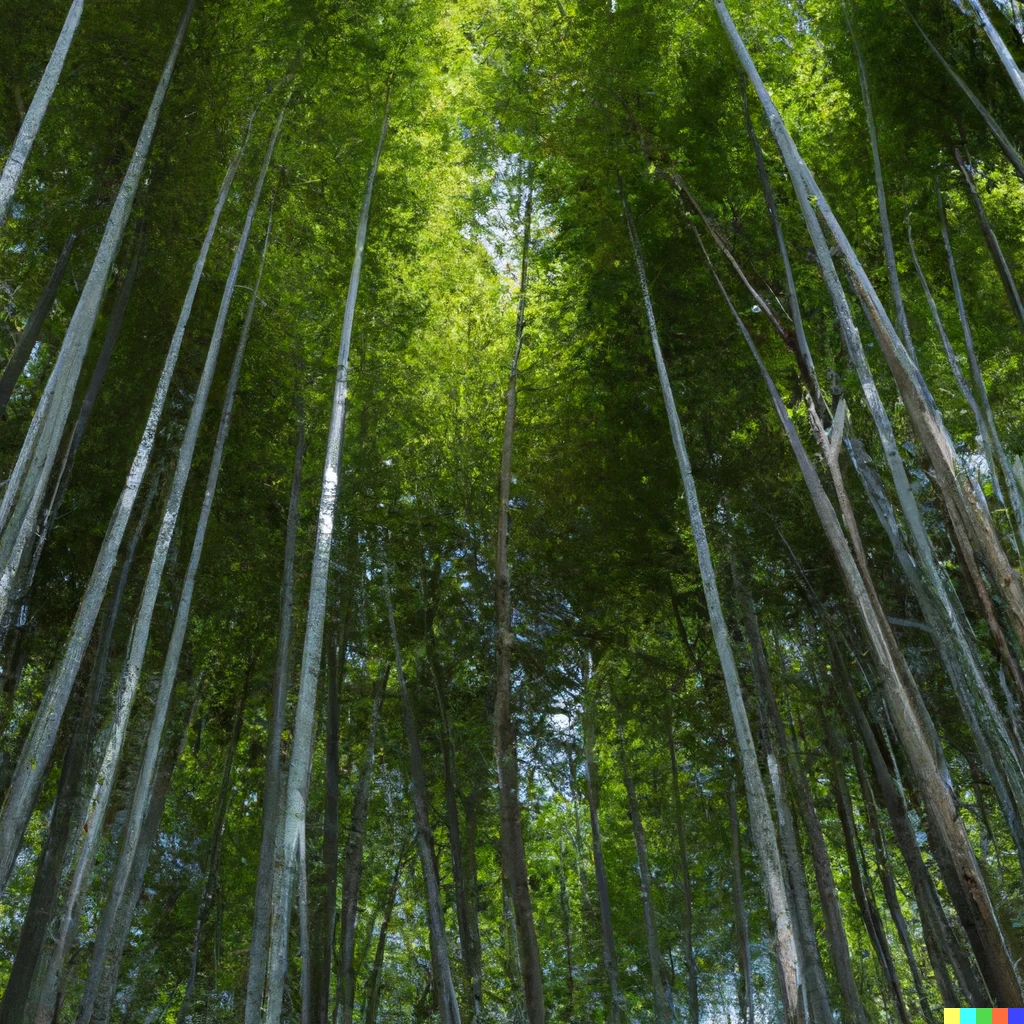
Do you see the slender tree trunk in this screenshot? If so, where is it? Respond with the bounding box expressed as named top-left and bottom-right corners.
top-left (310, 619), bottom-right (347, 1024)
top-left (363, 854), bottom-right (405, 1024)
top-left (0, 232), bottom-right (75, 416)
top-left (427, 639), bottom-right (484, 1021)
top-left (336, 665), bottom-right (387, 1024)
top-left (727, 779), bottom-right (754, 1024)
top-left (717, 17), bottom-right (1023, 995)
top-left (178, 674), bottom-right (250, 1021)
top-left (733, 559), bottom-right (864, 1023)
top-left (938, 183), bottom-right (1024, 545)
top-left (849, 19), bottom-right (912, 355)
top-left (383, 568), bottom-right (461, 1024)
top-left (67, 206), bottom-right (275, 1024)
top-left (263, 92), bottom-right (388, 1024)
top-left (557, 838), bottom-right (575, 1018)
top-left (0, 0), bottom-right (85, 224)
top-left (954, 146), bottom-right (1024, 339)
top-left (91, 686), bottom-right (200, 1024)
top-left (961, 0), bottom-right (1024, 106)
top-left (582, 682), bottom-right (626, 1024)
top-left (244, 358), bottom-right (306, 1024)
top-left (25, 222), bottom-right (147, 597)
top-left (0, 0), bottom-right (197, 629)
top-left (493, 174), bottom-right (545, 1024)
top-left (825, 729), bottom-right (915, 1024)
top-left (0, 108), bottom-right (253, 898)
top-left (909, 10), bottom-right (1024, 182)
top-left (0, 469), bottom-right (158, 1024)
top-left (667, 718), bottom-right (699, 1024)
top-left (752, 655), bottom-right (832, 1024)
top-left (622, 190), bottom-right (801, 1021)
top-left (727, 0), bottom-right (1024, 675)
top-left (614, 703), bottom-right (673, 1024)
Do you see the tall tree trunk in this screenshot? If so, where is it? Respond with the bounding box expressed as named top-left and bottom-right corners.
top-left (363, 854), bottom-right (405, 1024)
top-left (0, 0), bottom-right (85, 224)
top-left (244, 354), bottom-right (306, 1024)
top-left (614, 703), bottom-right (673, 1024)
top-left (0, 232), bottom-right (76, 416)
top-left (846, 721), bottom-right (936, 1023)
top-left (557, 838), bottom-right (575, 1019)
top-left (61, 199), bottom-right (276, 1024)
top-left (427, 638), bottom-right (484, 1021)
top-left (22, 221), bottom-right (148, 610)
top-left (954, 146), bottom-right (1024, 339)
top-left (733, 559), bottom-right (865, 1023)
top-left (825, 726), bottom-right (917, 1024)
top-left (726, 0), bottom-right (1024, 676)
top-left (727, 779), bottom-right (754, 1024)
top-left (335, 664), bottom-right (387, 1024)
top-left (666, 716), bottom-right (698, 1024)
top-left (262, 92), bottom-right (388, 1024)
top-left (714, 20), bottom-right (1023, 994)
top-left (849, 18), bottom-right (912, 355)
top-left (938, 183), bottom-right (1024, 545)
top-left (383, 568), bottom-right (461, 1024)
top-left (0, 109), bottom-right (253, 898)
top-left (622, 190), bottom-right (802, 1022)
top-left (0, 468), bottom-right (159, 1024)
top-left (582, 681), bottom-right (626, 1024)
top-left (310, 618), bottom-right (348, 1024)
top-left (0, 0), bottom-right (197, 629)
top-left (493, 174), bottom-right (545, 1024)
top-left (178, 674), bottom-right (251, 1021)
top-left (91, 685), bottom-right (200, 1024)
top-left (961, 0), bottom-right (1024, 106)
top-left (909, 10), bottom-right (1024, 182)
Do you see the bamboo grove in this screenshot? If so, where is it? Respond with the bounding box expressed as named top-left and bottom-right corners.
top-left (8, 0), bottom-right (1024, 1020)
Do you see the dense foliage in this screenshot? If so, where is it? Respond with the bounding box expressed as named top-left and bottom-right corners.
top-left (5, 0), bottom-right (1024, 1021)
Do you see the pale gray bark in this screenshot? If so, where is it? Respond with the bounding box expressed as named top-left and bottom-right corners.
top-left (0, 0), bottom-right (197, 629)
top-left (91, 687), bottom-right (199, 1024)
top-left (910, 10), bottom-right (1024, 182)
top-left (719, 8), bottom-right (1023, 996)
top-left (244, 385), bottom-right (306, 1024)
top-left (74, 215), bottom-right (272, 1024)
top-left (723, 0), bottom-right (1024, 666)
top-left (0, 232), bottom-right (76, 416)
top-left (383, 567), bottom-right (461, 1024)
top-left (0, 108), bottom-right (252, 898)
top-left (0, 0), bottom-right (85, 224)
top-left (33, 108), bottom-right (282, 999)
top-left (961, 0), bottom-right (1024, 106)
top-left (848, 15), bottom-right (912, 355)
top-left (938, 184), bottom-right (1024, 544)
top-left (263, 95), bottom-right (389, 1024)
top-left (621, 190), bottom-right (801, 1022)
